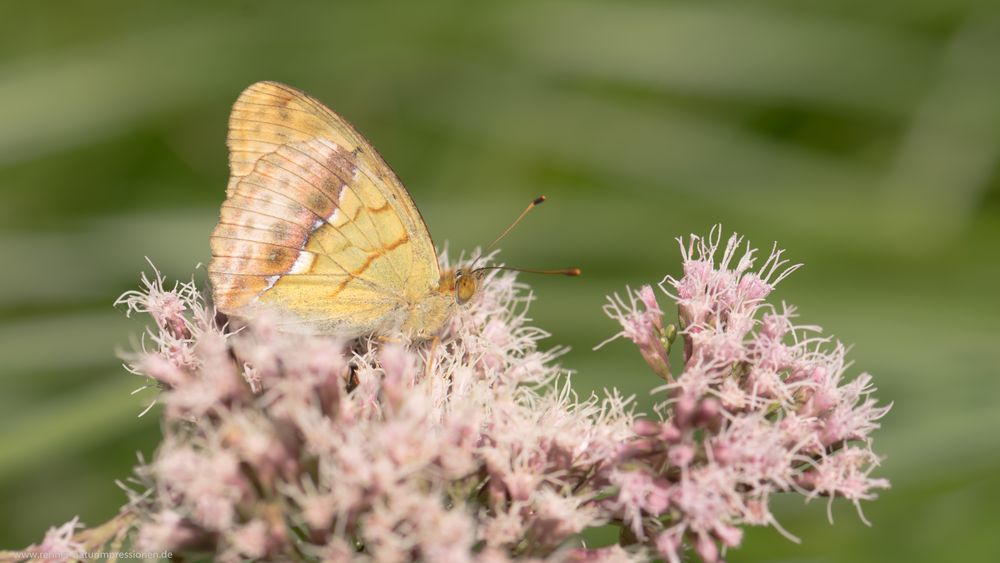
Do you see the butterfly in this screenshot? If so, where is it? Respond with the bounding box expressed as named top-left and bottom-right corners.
top-left (208, 81), bottom-right (474, 339)
top-left (209, 82), bottom-right (578, 339)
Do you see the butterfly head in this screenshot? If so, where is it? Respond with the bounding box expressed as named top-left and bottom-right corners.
top-left (447, 196), bottom-right (581, 307)
top-left (454, 268), bottom-right (482, 305)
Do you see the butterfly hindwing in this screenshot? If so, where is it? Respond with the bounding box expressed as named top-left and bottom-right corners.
top-left (209, 81), bottom-right (442, 335)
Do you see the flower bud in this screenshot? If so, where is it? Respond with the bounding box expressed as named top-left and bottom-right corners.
top-left (695, 532), bottom-right (720, 563)
top-left (667, 444), bottom-right (695, 467)
top-left (633, 418), bottom-right (662, 437)
top-left (695, 397), bottom-right (722, 429)
top-left (674, 393), bottom-right (697, 429)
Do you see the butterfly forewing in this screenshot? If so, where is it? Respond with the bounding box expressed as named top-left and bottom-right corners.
top-left (209, 81), bottom-right (442, 336)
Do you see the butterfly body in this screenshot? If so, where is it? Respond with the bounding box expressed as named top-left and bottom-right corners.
top-left (209, 81), bottom-right (460, 339)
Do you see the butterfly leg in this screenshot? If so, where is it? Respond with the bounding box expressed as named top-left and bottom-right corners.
top-left (376, 334), bottom-right (406, 345)
top-left (424, 335), bottom-right (441, 380)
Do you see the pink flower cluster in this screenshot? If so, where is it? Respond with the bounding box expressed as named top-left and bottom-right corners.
top-left (113, 261), bottom-right (638, 562)
top-left (12, 517), bottom-right (84, 561)
top-left (600, 227), bottom-right (890, 562)
top-left (18, 229), bottom-right (888, 562)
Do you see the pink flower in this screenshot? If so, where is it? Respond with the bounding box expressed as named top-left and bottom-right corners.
top-left (654, 527), bottom-right (684, 563)
top-left (798, 447), bottom-right (890, 524)
top-left (47, 229), bottom-right (886, 563)
top-left (25, 516), bottom-right (83, 562)
top-left (481, 506), bottom-right (528, 548)
top-left (598, 285), bottom-right (672, 380)
top-left (529, 490), bottom-right (601, 546)
top-left (225, 519), bottom-right (271, 560)
top-left (598, 228), bottom-right (888, 560)
top-left (606, 469), bottom-right (672, 539)
top-left (135, 511), bottom-right (206, 552)
top-left (110, 254), bottom-right (638, 561)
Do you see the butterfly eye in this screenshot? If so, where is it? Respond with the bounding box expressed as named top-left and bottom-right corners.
top-left (455, 270), bottom-right (477, 304)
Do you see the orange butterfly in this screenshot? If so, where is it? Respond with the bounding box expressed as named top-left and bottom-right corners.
top-left (208, 82), bottom-right (576, 339)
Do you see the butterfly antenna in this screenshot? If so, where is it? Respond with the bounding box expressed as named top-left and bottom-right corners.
top-left (469, 196), bottom-right (547, 271)
top-left (475, 265), bottom-right (581, 276)
top-left (486, 196), bottom-right (546, 252)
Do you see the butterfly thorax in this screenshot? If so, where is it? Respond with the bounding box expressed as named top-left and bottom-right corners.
top-left (401, 288), bottom-right (456, 340)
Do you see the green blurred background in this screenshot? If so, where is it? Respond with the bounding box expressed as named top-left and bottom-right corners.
top-left (2, 0), bottom-right (998, 560)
